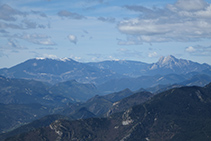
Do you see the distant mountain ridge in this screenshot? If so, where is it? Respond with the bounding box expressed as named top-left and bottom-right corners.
top-left (0, 75), bottom-right (100, 104)
top-left (0, 58), bottom-right (121, 84)
top-left (0, 55), bottom-right (210, 85)
top-left (149, 55), bottom-right (210, 75)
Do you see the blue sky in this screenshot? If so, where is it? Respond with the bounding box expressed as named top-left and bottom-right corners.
top-left (0, 0), bottom-right (211, 68)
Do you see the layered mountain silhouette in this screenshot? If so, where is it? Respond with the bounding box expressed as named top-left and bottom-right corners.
top-left (0, 75), bottom-right (98, 105)
top-left (0, 58), bottom-right (121, 84)
top-left (0, 55), bottom-right (211, 140)
top-left (5, 83), bottom-right (211, 141)
top-left (0, 55), bottom-right (210, 85)
top-left (0, 85), bottom-right (152, 140)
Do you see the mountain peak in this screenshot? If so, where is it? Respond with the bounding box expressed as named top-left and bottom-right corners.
top-left (150, 55), bottom-right (179, 70)
top-left (158, 55), bottom-right (177, 65)
top-left (35, 57), bottom-right (74, 62)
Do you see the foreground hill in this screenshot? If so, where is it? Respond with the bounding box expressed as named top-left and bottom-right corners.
top-left (6, 83), bottom-right (211, 141)
top-left (0, 88), bottom-right (151, 140)
top-left (0, 75), bottom-right (100, 134)
top-left (0, 103), bottom-right (52, 133)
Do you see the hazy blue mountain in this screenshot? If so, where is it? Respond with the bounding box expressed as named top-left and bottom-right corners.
top-left (0, 75), bottom-right (101, 137)
top-left (49, 80), bottom-right (99, 102)
top-left (0, 74), bottom-right (104, 105)
top-left (0, 58), bottom-right (122, 84)
top-left (88, 55), bottom-right (211, 77)
top-left (1, 88), bottom-right (151, 140)
top-left (0, 103), bottom-right (52, 133)
top-left (0, 75), bottom-right (72, 106)
top-left (180, 74), bottom-right (211, 87)
top-left (87, 60), bottom-right (150, 77)
top-left (61, 88), bottom-right (133, 117)
top-left (7, 83), bottom-right (211, 141)
top-left (0, 55), bottom-right (210, 86)
top-left (146, 84), bottom-right (183, 94)
top-left (97, 74), bottom-right (186, 93)
top-left (102, 88), bottom-right (133, 102)
top-left (149, 55), bottom-right (211, 75)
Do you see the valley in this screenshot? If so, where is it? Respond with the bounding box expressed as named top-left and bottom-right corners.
top-left (0, 55), bottom-right (211, 140)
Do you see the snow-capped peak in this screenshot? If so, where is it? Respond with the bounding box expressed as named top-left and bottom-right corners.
top-left (35, 57), bottom-right (46, 60)
top-left (35, 57), bottom-right (73, 62)
top-left (59, 58), bottom-right (72, 62)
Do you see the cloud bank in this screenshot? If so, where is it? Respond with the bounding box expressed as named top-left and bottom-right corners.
top-left (118, 0), bottom-right (211, 44)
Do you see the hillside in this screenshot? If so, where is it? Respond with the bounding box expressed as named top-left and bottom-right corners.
top-left (6, 83), bottom-right (211, 141)
top-left (0, 55), bottom-right (210, 87)
top-left (0, 58), bottom-right (122, 84)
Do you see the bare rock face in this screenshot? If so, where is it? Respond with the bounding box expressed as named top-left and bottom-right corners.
top-left (150, 55), bottom-right (210, 74)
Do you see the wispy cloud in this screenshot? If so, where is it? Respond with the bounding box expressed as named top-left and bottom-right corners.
top-left (0, 4), bottom-right (26, 21)
top-left (0, 29), bottom-right (9, 33)
top-left (185, 45), bottom-right (211, 56)
top-left (0, 4), bottom-right (49, 30)
top-left (148, 52), bottom-right (158, 58)
top-left (98, 17), bottom-right (116, 23)
top-left (107, 48), bottom-right (144, 60)
top-left (14, 33), bottom-right (56, 46)
top-left (0, 51), bottom-right (7, 57)
top-left (31, 10), bottom-right (47, 18)
top-left (117, 38), bottom-right (142, 45)
top-left (58, 10), bottom-right (86, 19)
top-left (118, 0), bottom-right (211, 44)
top-left (0, 39), bottom-right (27, 50)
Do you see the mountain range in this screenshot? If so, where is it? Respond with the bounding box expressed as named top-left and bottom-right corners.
top-left (0, 58), bottom-right (120, 85)
top-left (0, 75), bottom-right (98, 105)
top-left (0, 81), bottom-right (153, 140)
top-left (5, 83), bottom-right (211, 141)
top-left (0, 55), bottom-right (211, 94)
top-left (0, 55), bottom-right (210, 85)
top-left (1, 55), bottom-right (211, 140)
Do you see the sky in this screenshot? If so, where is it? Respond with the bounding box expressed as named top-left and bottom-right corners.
top-left (0, 0), bottom-right (211, 68)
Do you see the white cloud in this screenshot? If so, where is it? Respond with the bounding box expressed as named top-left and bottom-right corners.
top-left (98, 17), bottom-right (116, 23)
top-left (174, 0), bottom-right (208, 11)
top-left (15, 33), bottom-right (56, 46)
top-left (0, 4), bottom-right (48, 30)
top-left (118, 0), bottom-right (211, 44)
top-left (0, 39), bottom-right (27, 50)
top-left (58, 10), bottom-right (86, 19)
top-left (186, 46), bottom-right (196, 52)
top-left (68, 35), bottom-right (78, 44)
top-left (185, 45), bottom-right (211, 56)
top-left (148, 52), bottom-right (158, 58)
